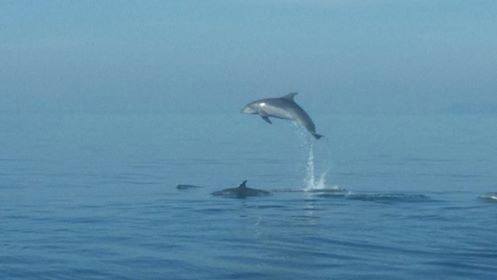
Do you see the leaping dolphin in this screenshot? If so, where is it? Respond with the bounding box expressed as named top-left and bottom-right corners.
top-left (241, 92), bottom-right (323, 139)
top-left (211, 180), bottom-right (270, 198)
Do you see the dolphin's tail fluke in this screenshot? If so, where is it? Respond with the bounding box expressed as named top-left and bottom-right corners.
top-left (313, 133), bottom-right (323, 140)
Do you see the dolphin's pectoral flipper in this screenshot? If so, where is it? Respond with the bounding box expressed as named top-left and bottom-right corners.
top-left (239, 180), bottom-right (247, 188)
top-left (282, 92), bottom-right (298, 101)
top-left (260, 111), bottom-right (272, 124)
top-left (261, 116), bottom-right (272, 124)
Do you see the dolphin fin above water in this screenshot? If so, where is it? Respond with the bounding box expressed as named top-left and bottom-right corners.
top-left (282, 92), bottom-right (298, 101)
top-left (239, 180), bottom-right (247, 188)
top-left (211, 180), bottom-right (271, 198)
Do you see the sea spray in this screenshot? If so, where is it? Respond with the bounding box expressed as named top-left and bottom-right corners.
top-left (293, 121), bottom-right (336, 190)
top-left (303, 141), bottom-right (329, 190)
top-left (304, 141), bottom-right (315, 188)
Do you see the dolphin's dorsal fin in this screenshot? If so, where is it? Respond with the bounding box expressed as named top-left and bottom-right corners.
top-left (281, 92), bottom-right (298, 101)
top-left (239, 180), bottom-right (247, 188)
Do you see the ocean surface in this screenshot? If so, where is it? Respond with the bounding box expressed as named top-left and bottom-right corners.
top-left (1, 112), bottom-right (496, 279)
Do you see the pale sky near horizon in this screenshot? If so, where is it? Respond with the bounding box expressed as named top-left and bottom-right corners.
top-left (1, 0), bottom-right (496, 114)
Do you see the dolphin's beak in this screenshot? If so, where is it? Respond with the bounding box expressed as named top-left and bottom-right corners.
top-left (241, 103), bottom-right (259, 114)
top-left (241, 105), bottom-right (253, 114)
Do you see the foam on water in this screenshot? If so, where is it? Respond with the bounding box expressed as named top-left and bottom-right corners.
top-left (479, 192), bottom-right (497, 202)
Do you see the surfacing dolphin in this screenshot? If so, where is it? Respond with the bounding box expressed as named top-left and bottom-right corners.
top-left (241, 92), bottom-right (323, 139)
top-left (176, 184), bottom-right (202, 190)
top-left (211, 180), bottom-right (270, 198)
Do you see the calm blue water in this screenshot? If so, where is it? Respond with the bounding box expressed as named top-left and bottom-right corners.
top-left (1, 113), bottom-right (496, 279)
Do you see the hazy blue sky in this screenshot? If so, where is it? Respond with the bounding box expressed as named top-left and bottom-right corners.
top-left (1, 0), bottom-right (496, 114)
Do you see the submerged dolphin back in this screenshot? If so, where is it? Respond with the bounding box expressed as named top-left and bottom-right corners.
top-left (211, 180), bottom-right (271, 199)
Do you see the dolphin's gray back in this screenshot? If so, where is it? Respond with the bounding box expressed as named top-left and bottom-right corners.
top-left (263, 98), bottom-right (317, 133)
top-left (211, 186), bottom-right (270, 198)
top-left (258, 98), bottom-right (294, 120)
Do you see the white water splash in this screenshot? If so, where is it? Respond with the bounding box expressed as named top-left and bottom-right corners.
top-left (480, 192), bottom-right (497, 202)
top-left (303, 142), bottom-right (330, 190)
top-left (292, 121), bottom-right (340, 191)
